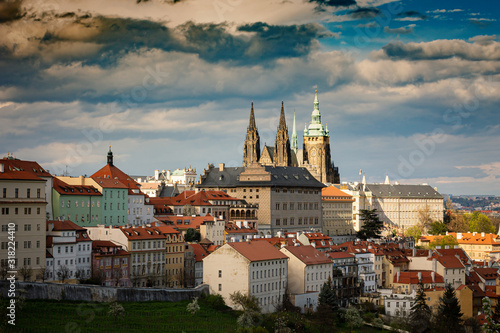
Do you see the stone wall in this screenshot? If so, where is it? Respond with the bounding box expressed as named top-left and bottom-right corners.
top-left (0, 281), bottom-right (208, 302)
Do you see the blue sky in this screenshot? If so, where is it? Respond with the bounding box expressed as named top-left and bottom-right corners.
top-left (0, 0), bottom-right (499, 195)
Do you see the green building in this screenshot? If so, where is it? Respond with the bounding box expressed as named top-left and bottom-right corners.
top-left (52, 178), bottom-right (103, 226)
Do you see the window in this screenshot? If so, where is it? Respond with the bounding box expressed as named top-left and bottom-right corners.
top-left (218, 270), bottom-right (222, 278)
top-left (1, 208), bottom-right (9, 215)
top-left (27, 188), bottom-right (31, 198)
top-left (37, 208), bottom-right (40, 215)
top-left (24, 224), bottom-right (31, 231)
top-left (2, 188), bottom-right (5, 198)
top-left (218, 284), bottom-right (222, 291)
top-left (15, 188), bottom-right (18, 198)
top-left (37, 188), bottom-right (41, 198)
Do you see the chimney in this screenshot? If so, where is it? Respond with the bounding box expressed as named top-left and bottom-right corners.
top-left (413, 248), bottom-right (416, 257)
top-left (166, 170), bottom-right (171, 180)
top-left (243, 221), bottom-right (248, 228)
top-left (79, 175), bottom-right (85, 185)
top-left (481, 232), bottom-right (485, 237)
top-left (154, 169), bottom-right (159, 181)
top-left (236, 221), bottom-right (241, 228)
top-left (219, 163), bottom-right (225, 171)
top-left (473, 232), bottom-right (477, 236)
top-left (457, 233), bottom-right (462, 240)
top-left (418, 271), bottom-right (422, 282)
top-left (0, 163), bottom-right (3, 173)
top-left (397, 271), bottom-right (400, 283)
top-left (431, 271), bottom-right (435, 283)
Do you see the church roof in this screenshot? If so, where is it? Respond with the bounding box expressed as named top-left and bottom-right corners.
top-left (198, 165), bottom-right (325, 188)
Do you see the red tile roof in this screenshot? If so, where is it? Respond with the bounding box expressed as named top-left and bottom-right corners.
top-left (53, 178), bottom-right (101, 196)
top-left (283, 245), bottom-right (333, 265)
top-left (91, 163), bottom-right (141, 190)
top-left (429, 253), bottom-right (465, 269)
top-left (393, 271), bottom-right (444, 284)
top-left (324, 251), bottom-right (355, 259)
top-left (190, 243), bottom-right (209, 262)
top-left (228, 241), bottom-right (289, 262)
top-left (449, 232), bottom-right (500, 245)
top-left (47, 220), bottom-right (85, 231)
top-left (322, 186), bottom-right (354, 201)
top-left (0, 158), bottom-right (52, 178)
top-left (225, 222), bottom-right (258, 234)
top-left (474, 267), bottom-right (499, 280)
top-left (159, 214), bottom-right (217, 230)
top-left (120, 225), bottom-right (180, 240)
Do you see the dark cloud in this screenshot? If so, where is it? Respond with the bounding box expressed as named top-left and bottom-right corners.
top-left (308, 0), bottom-right (356, 8)
top-left (348, 7), bottom-right (381, 19)
top-left (397, 10), bottom-right (428, 20)
top-left (384, 25), bottom-right (415, 35)
top-left (0, 0), bottom-right (24, 23)
top-left (468, 18), bottom-right (496, 27)
top-left (379, 40), bottom-right (500, 61)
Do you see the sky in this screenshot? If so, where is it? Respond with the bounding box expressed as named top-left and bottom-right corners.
top-left (0, 0), bottom-right (499, 195)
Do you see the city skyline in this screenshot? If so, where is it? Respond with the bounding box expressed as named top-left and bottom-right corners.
top-left (1, 0), bottom-right (499, 195)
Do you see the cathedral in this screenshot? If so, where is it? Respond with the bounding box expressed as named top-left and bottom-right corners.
top-left (243, 90), bottom-right (340, 184)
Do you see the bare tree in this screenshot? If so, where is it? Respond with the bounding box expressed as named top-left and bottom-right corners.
top-left (37, 266), bottom-right (48, 282)
top-left (19, 266), bottom-right (33, 282)
top-left (182, 204), bottom-right (196, 216)
top-left (57, 265), bottom-right (71, 283)
top-left (417, 206), bottom-right (433, 231)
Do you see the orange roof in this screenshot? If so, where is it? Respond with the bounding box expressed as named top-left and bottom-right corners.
top-left (91, 163), bottom-right (141, 191)
top-left (119, 225), bottom-right (180, 240)
top-left (429, 253), bottom-right (464, 269)
top-left (47, 220), bottom-right (85, 231)
top-left (0, 158), bottom-right (52, 178)
top-left (159, 214), bottom-right (216, 230)
top-left (251, 237), bottom-right (302, 247)
top-left (324, 251), bottom-right (355, 259)
top-left (449, 232), bottom-right (500, 245)
top-left (283, 245), bottom-right (333, 265)
top-left (322, 186), bottom-right (354, 201)
top-left (190, 243), bottom-right (209, 262)
top-left (228, 241), bottom-right (289, 262)
top-left (393, 271), bottom-right (444, 284)
top-left (91, 177), bottom-right (128, 189)
top-left (53, 178), bottom-right (101, 196)
top-left (225, 222), bottom-right (258, 234)
top-left (93, 240), bottom-right (120, 248)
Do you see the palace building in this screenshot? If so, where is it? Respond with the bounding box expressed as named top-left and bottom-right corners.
top-left (243, 90), bottom-right (340, 184)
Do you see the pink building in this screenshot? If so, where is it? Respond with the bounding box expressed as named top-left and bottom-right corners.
top-left (92, 240), bottom-right (131, 287)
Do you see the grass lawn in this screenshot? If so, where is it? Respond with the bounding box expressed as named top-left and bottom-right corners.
top-left (6, 299), bottom-right (238, 332)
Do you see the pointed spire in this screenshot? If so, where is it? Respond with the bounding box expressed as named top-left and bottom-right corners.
top-left (306, 89), bottom-right (327, 137)
top-left (248, 102), bottom-right (256, 130)
top-left (278, 101), bottom-right (287, 130)
top-left (291, 111), bottom-right (298, 153)
top-left (314, 89), bottom-right (319, 110)
top-left (384, 172), bottom-right (390, 184)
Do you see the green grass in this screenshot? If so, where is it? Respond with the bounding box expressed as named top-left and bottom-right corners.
top-left (6, 299), bottom-right (238, 332)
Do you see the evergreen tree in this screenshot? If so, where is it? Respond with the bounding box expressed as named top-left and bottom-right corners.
top-left (409, 282), bottom-right (431, 333)
top-left (318, 277), bottom-right (338, 312)
top-left (357, 209), bottom-right (384, 240)
top-left (434, 284), bottom-right (464, 333)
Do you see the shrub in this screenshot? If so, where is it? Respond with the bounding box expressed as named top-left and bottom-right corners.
top-left (202, 294), bottom-right (229, 311)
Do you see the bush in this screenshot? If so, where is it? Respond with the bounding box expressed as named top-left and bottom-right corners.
top-left (362, 312), bottom-right (376, 323)
top-left (201, 294), bottom-right (229, 311)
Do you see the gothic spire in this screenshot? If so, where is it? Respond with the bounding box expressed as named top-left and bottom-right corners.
top-left (278, 101), bottom-right (287, 130)
top-left (249, 102), bottom-right (257, 130)
top-left (291, 111), bottom-right (298, 153)
top-left (243, 102), bottom-right (261, 167)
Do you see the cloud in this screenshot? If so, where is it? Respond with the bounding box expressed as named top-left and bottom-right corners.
top-left (468, 35), bottom-right (497, 46)
top-left (468, 18), bottom-right (497, 27)
top-left (308, 0), bottom-right (356, 9)
top-left (384, 24), bottom-right (415, 35)
top-left (0, 0), bottom-right (24, 23)
top-left (395, 10), bottom-right (428, 21)
top-left (427, 9), bottom-right (463, 14)
top-left (375, 39), bottom-right (500, 61)
top-left (348, 7), bottom-right (381, 19)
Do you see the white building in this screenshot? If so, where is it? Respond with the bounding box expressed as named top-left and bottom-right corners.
top-left (280, 245), bottom-right (333, 312)
top-left (127, 188), bottom-right (154, 226)
top-left (190, 243), bottom-right (209, 286)
top-left (384, 291), bottom-right (416, 318)
top-left (355, 251), bottom-right (377, 293)
top-left (203, 241), bottom-right (288, 313)
top-left (46, 220), bottom-right (92, 282)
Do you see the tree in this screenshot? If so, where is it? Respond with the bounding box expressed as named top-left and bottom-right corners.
top-left (482, 297), bottom-right (500, 333)
top-left (230, 291), bottom-right (262, 329)
top-left (434, 284), bottom-right (463, 333)
top-left (467, 212), bottom-right (495, 233)
top-left (75, 269), bottom-right (87, 284)
top-left (344, 306), bottom-right (363, 331)
top-left (318, 277), bottom-right (338, 312)
top-left (429, 221), bottom-right (448, 235)
top-left (492, 298), bottom-right (500, 323)
top-left (186, 297), bottom-right (200, 315)
top-left (357, 209), bottom-right (384, 240)
top-left (405, 226), bottom-right (422, 242)
top-left (417, 206), bottom-right (433, 231)
top-left (409, 282), bottom-right (431, 333)
top-left (57, 265), bottom-right (71, 283)
top-left (183, 204), bottom-right (196, 216)
top-left (37, 266), bottom-right (48, 282)
top-left (107, 302), bottom-right (125, 322)
top-left (184, 228), bottom-right (201, 242)
top-left (429, 235), bottom-right (458, 249)
top-left (19, 266), bottom-right (33, 281)
top-left (446, 201), bottom-right (469, 232)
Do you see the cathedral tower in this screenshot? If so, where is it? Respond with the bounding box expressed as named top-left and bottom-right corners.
top-left (243, 103), bottom-right (261, 167)
top-left (303, 90), bottom-right (340, 183)
top-left (274, 102), bottom-right (292, 167)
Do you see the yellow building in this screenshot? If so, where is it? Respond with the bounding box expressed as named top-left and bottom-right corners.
top-left (449, 232), bottom-right (500, 261)
top-left (321, 186), bottom-right (355, 238)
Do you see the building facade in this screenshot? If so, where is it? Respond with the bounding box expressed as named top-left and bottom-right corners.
top-left (321, 186), bottom-right (355, 238)
top-left (198, 163), bottom-right (324, 235)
